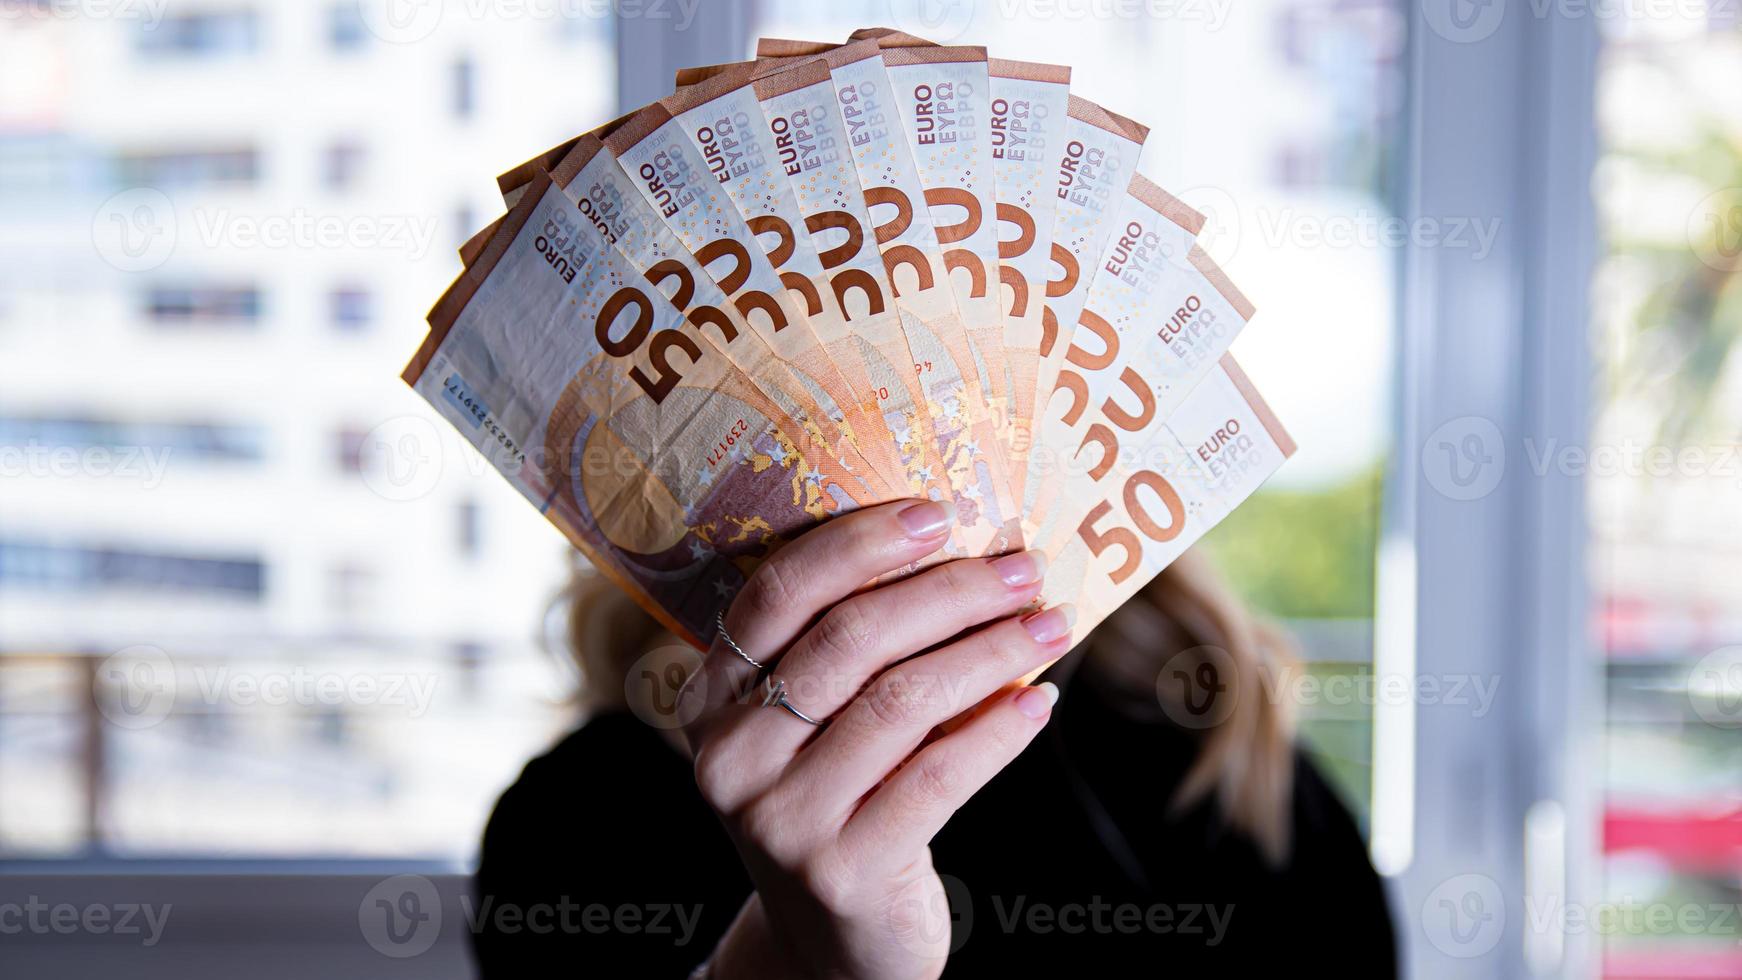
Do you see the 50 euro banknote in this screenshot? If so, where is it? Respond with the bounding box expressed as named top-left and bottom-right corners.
top-left (1037, 355), bottom-right (1295, 646)
top-left (406, 172), bottom-right (883, 647)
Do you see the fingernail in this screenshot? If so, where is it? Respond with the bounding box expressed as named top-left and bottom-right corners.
top-left (1015, 682), bottom-right (1059, 719)
top-left (1021, 604), bottom-right (1076, 644)
top-left (897, 499), bottom-right (956, 539)
top-left (990, 550), bottom-right (1046, 588)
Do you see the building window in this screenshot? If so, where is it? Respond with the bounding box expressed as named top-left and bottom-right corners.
top-left (334, 426), bottom-right (367, 474)
top-left (452, 57), bottom-right (476, 120)
top-left (326, 562), bottom-right (376, 619)
top-left (322, 140), bottom-right (366, 191)
top-left (457, 499), bottom-right (481, 558)
top-left (0, 540), bottom-right (265, 597)
top-left (329, 286), bottom-right (372, 330)
top-left (454, 202), bottom-right (476, 251)
top-left (327, 2), bottom-right (369, 51)
top-left (135, 9), bottom-right (260, 58)
top-left (143, 285), bottom-right (263, 326)
top-left (115, 148), bottom-right (259, 189)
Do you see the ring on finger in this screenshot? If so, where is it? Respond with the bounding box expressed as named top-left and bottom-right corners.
top-left (715, 610), bottom-right (767, 671)
top-left (761, 677), bottom-right (826, 728)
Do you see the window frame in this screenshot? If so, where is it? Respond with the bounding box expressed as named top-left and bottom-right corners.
top-left (4, 4), bottom-right (1610, 977)
top-left (1380, 2), bottom-right (1601, 977)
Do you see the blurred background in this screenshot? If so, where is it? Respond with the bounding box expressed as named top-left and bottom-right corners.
top-left (0, 0), bottom-right (1737, 976)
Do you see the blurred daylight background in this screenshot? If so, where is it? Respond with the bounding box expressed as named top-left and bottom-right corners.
top-left (1, 0), bottom-right (1740, 976)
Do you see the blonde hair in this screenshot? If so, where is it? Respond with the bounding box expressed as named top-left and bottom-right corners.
top-left (555, 547), bottom-right (1298, 864)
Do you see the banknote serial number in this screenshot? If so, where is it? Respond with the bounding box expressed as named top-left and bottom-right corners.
top-left (705, 419), bottom-right (751, 468)
top-left (443, 376), bottom-right (527, 466)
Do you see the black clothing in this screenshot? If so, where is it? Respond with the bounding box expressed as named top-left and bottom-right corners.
top-left (474, 674), bottom-right (1397, 976)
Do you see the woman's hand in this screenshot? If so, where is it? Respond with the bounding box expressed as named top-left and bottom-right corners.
top-left (679, 499), bottom-right (1074, 979)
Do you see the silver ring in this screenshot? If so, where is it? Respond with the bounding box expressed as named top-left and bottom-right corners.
top-left (761, 677), bottom-right (824, 727)
top-left (715, 610), bottom-right (767, 671)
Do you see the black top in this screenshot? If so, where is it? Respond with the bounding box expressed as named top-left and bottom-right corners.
top-left (474, 672), bottom-right (1398, 976)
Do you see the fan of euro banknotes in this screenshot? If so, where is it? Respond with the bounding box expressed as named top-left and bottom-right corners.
top-left (402, 27), bottom-right (1295, 652)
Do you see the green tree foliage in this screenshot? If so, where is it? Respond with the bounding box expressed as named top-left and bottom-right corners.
top-left (1200, 466), bottom-right (1383, 621)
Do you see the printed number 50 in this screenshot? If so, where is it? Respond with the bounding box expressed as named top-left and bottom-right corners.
top-left (1076, 470), bottom-right (1187, 584)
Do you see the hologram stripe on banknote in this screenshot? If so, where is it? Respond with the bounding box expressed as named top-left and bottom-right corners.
top-left (987, 58), bottom-right (1071, 505)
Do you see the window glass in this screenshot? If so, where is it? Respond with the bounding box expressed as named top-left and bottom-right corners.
top-left (1591, 8), bottom-right (1742, 975)
top-left (0, 6), bottom-right (616, 860)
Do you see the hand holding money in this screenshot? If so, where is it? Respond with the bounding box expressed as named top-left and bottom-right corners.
top-left (406, 25), bottom-right (1295, 660)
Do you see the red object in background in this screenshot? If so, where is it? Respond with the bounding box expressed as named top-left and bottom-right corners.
top-left (1606, 946), bottom-right (1742, 979)
top-left (1605, 806), bottom-right (1742, 871)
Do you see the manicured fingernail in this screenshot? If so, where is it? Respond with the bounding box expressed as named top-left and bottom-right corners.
top-left (897, 499), bottom-right (956, 539)
top-left (990, 550), bottom-right (1046, 588)
top-left (1015, 682), bottom-right (1060, 719)
top-left (1021, 604), bottom-right (1076, 644)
